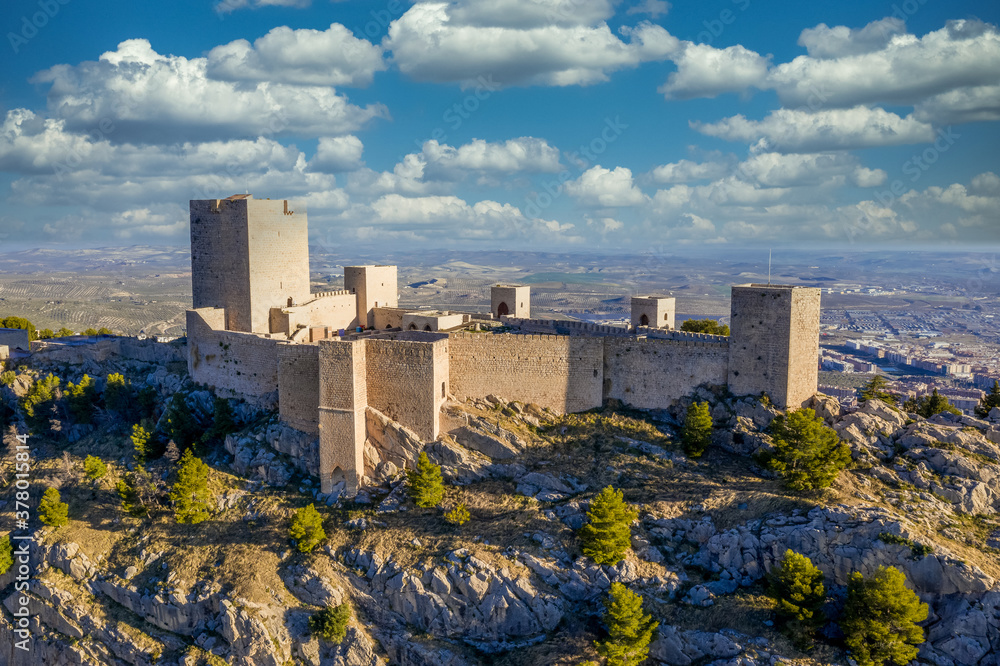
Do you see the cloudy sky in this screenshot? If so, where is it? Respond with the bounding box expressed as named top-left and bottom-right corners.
top-left (0, 0), bottom-right (998, 251)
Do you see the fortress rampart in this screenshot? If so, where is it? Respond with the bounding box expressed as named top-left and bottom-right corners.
top-left (184, 195), bottom-right (822, 495)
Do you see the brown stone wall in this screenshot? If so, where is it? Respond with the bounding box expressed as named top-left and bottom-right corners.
top-left (603, 337), bottom-right (729, 409)
top-left (448, 332), bottom-right (603, 413)
top-left (727, 284), bottom-right (820, 408)
top-left (318, 339), bottom-right (367, 493)
top-left (278, 344), bottom-right (320, 434)
top-left (364, 338), bottom-right (447, 441)
top-left (186, 308), bottom-right (280, 407)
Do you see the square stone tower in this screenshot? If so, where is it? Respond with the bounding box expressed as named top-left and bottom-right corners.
top-left (190, 195), bottom-right (310, 333)
top-left (631, 296), bottom-right (675, 329)
top-left (344, 265), bottom-right (398, 329)
top-left (727, 284), bottom-right (821, 409)
top-left (318, 339), bottom-right (367, 495)
top-left (491, 285), bottom-right (530, 319)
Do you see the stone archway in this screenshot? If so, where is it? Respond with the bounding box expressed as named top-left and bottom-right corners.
top-left (640, 314), bottom-right (649, 326)
top-left (497, 302), bottom-right (509, 317)
top-left (424, 325), bottom-right (432, 331)
top-left (408, 323), bottom-right (418, 330)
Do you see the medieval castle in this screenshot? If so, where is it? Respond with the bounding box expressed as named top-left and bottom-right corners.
top-left (186, 195), bottom-right (821, 495)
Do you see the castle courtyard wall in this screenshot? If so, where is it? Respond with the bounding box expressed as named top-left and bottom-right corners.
top-left (186, 308), bottom-right (281, 408)
top-left (603, 337), bottom-right (729, 410)
top-left (448, 332), bottom-right (603, 413)
top-left (364, 338), bottom-right (447, 441)
top-left (318, 339), bottom-right (367, 494)
top-left (278, 343), bottom-right (321, 435)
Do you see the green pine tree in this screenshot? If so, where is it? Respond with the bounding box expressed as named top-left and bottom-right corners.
top-left (910, 389), bottom-right (961, 418)
top-left (680, 319), bottom-right (730, 336)
top-left (842, 566), bottom-right (929, 666)
top-left (65, 374), bottom-right (98, 424)
top-left (0, 535), bottom-right (13, 575)
top-left (765, 408), bottom-right (851, 491)
top-left (860, 375), bottom-right (897, 405)
top-left (595, 582), bottom-right (658, 666)
top-left (83, 455), bottom-right (107, 482)
top-left (975, 380), bottom-right (1000, 418)
top-left (309, 603), bottom-right (351, 644)
top-left (169, 449), bottom-right (212, 524)
top-left (165, 393), bottom-right (200, 450)
top-left (579, 486), bottom-right (638, 565)
top-left (408, 451), bottom-right (445, 508)
top-left (290, 504), bottom-right (326, 553)
top-left (0, 316), bottom-right (36, 341)
top-left (104, 373), bottom-right (132, 415)
top-left (204, 396), bottom-right (237, 443)
top-left (21, 373), bottom-right (60, 428)
top-left (768, 549), bottom-right (826, 645)
top-left (682, 401), bottom-right (713, 458)
top-left (131, 424), bottom-right (152, 464)
top-left (39, 487), bottom-right (69, 527)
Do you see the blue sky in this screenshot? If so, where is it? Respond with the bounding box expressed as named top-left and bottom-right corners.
top-left (0, 0), bottom-right (997, 251)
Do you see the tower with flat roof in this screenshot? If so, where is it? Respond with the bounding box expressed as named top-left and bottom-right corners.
top-left (189, 195), bottom-right (310, 333)
top-left (727, 284), bottom-right (821, 408)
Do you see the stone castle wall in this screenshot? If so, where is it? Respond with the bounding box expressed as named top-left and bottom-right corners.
top-left (270, 292), bottom-right (357, 336)
top-left (728, 285), bottom-right (821, 408)
top-left (318, 339), bottom-right (367, 494)
top-left (365, 338), bottom-right (447, 442)
top-left (0, 328), bottom-right (31, 351)
top-left (603, 337), bottom-right (729, 410)
top-left (186, 308), bottom-right (281, 407)
top-left (785, 288), bottom-right (822, 408)
top-left (278, 343), bottom-right (320, 434)
top-left (448, 332), bottom-right (604, 413)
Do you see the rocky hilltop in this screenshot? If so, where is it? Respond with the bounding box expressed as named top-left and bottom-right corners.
top-left (1, 345), bottom-right (999, 666)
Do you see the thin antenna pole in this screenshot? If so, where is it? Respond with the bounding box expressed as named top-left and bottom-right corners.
top-left (768, 248), bottom-right (771, 285)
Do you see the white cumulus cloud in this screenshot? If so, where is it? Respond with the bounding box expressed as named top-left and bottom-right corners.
top-left (565, 166), bottom-right (648, 206)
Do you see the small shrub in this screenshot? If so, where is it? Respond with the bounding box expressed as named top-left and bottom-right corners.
top-left (681, 401), bottom-right (713, 458)
top-left (131, 424), bottom-right (152, 464)
top-left (104, 373), bottom-right (131, 415)
top-left (309, 603), bottom-right (351, 644)
top-left (39, 487), bottom-right (69, 527)
top-left (0, 535), bottom-right (12, 575)
top-left (290, 504), bottom-right (326, 553)
top-left (0, 370), bottom-right (15, 387)
top-left (878, 533), bottom-right (933, 559)
top-left (444, 502), bottom-right (470, 526)
top-left (595, 582), bottom-right (658, 666)
top-left (579, 486), bottom-right (638, 566)
top-left (842, 566), bottom-right (928, 666)
top-left (83, 455), bottom-right (107, 481)
top-left (65, 374), bottom-right (97, 424)
top-left (408, 452), bottom-right (445, 508)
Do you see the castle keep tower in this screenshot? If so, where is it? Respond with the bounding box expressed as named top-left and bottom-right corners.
top-left (727, 284), bottom-right (821, 409)
top-left (631, 296), bottom-right (675, 329)
top-left (190, 195), bottom-right (310, 333)
top-left (344, 265), bottom-right (397, 329)
top-left (491, 285), bottom-right (530, 319)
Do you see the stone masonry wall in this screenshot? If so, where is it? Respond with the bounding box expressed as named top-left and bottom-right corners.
top-left (278, 344), bottom-right (320, 435)
top-left (318, 339), bottom-right (367, 494)
top-left (786, 288), bottom-right (822, 408)
top-left (728, 285), bottom-right (821, 408)
top-left (270, 292), bottom-right (357, 336)
top-left (365, 338), bottom-right (447, 441)
top-left (448, 332), bottom-right (603, 413)
top-left (186, 309), bottom-right (280, 408)
top-left (603, 337), bottom-right (729, 410)
top-left (0, 328), bottom-right (30, 351)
